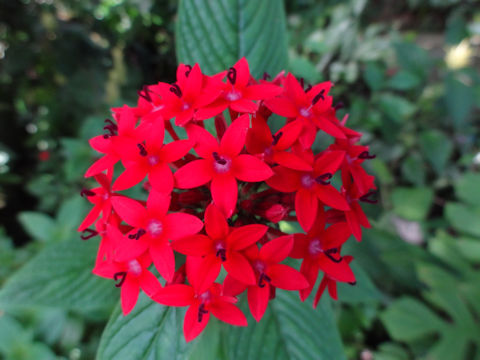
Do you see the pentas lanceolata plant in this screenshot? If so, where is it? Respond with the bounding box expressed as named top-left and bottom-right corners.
top-left (78, 58), bottom-right (377, 342)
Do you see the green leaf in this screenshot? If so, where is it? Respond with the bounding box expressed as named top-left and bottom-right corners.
top-left (455, 172), bottom-right (480, 206)
top-left (445, 202), bottom-right (480, 237)
top-left (363, 62), bottom-right (385, 91)
top-left (400, 153), bottom-right (426, 186)
top-left (381, 297), bottom-right (445, 342)
top-left (98, 291), bottom-right (345, 360)
top-left (225, 292), bottom-right (346, 360)
top-left (419, 129), bottom-right (453, 174)
top-left (337, 263), bottom-right (383, 304)
top-left (386, 70), bottom-right (421, 90)
top-left (394, 42), bottom-right (431, 79)
top-left (97, 294), bottom-right (196, 360)
top-left (378, 93), bottom-right (416, 123)
top-left (176, 0), bottom-right (288, 77)
top-left (445, 73), bottom-right (475, 129)
top-left (0, 240), bottom-right (117, 311)
top-left (289, 56), bottom-right (321, 83)
top-left (391, 187), bottom-right (434, 221)
top-left (17, 212), bottom-right (56, 243)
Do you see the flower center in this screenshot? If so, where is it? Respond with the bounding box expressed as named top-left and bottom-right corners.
top-left (215, 241), bottom-right (226, 261)
top-left (225, 90), bottom-right (242, 102)
top-left (127, 259), bottom-right (142, 276)
top-left (253, 260), bottom-right (266, 274)
top-left (212, 152), bottom-right (232, 174)
top-left (308, 238), bottom-right (323, 255)
top-left (181, 102), bottom-right (190, 111)
top-left (300, 174), bottom-right (315, 189)
top-left (299, 107), bottom-right (312, 118)
top-left (148, 155), bottom-right (160, 166)
top-left (147, 219), bottom-right (163, 237)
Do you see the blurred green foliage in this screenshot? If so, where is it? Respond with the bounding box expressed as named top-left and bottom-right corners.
top-left (0, 0), bottom-right (480, 359)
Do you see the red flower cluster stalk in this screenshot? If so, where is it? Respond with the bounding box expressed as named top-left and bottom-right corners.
top-left (79, 58), bottom-right (376, 342)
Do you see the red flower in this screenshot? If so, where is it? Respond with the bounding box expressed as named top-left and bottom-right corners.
top-left (264, 73), bottom-right (345, 148)
top-left (172, 203), bottom-right (267, 292)
top-left (174, 114), bottom-right (273, 217)
top-left (78, 171), bottom-right (115, 231)
top-left (150, 64), bottom-right (223, 126)
top-left (112, 119), bottom-right (193, 193)
top-left (313, 256), bottom-right (354, 306)
top-left (93, 224), bottom-right (162, 315)
top-left (246, 115), bottom-right (312, 171)
top-left (110, 190), bottom-right (203, 282)
top-left (154, 258), bottom-right (247, 342)
top-left (267, 150), bottom-right (349, 231)
top-left (195, 58), bottom-right (282, 120)
top-left (290, 209), bottom-right (355, 302)
top-left (224, 235), bottom-right (309, 321)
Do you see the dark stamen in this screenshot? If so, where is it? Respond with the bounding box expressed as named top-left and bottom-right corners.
top-left (81, 228), bottom-right (98, 240)
top-left (185, 64), bottom-right (192, 77)
top-left (137, 143), bottom-right (148, 157)
top-left (80, 189), bottom-right (95, 198)
top-left (169, 83), bottom-right (182, 98)
top-left (312, 89), bottom-right (325, 105)
top-left (348, 281), bottom-right (357, 286)
top-left (262, 72), bottom-right (270, 80)
top-left (315, 173), bottom-right (333, 185)
top-left (334, 102), bottom-right (344, 110)
top-left (198, 303), bottom-right (209, 322)
top-left (358, 151), bottom-right (376, 159)
top-left (272, 131), bottom-right (283, 146)
top-left (216, 249), bottom-right (226, 262)
top-left (114, 272), bottom-right (127, 287)
top-left (128, 228), bottom-right (146, 240)
top-left (325, 248), bottom-right (338, 255)
top-left (305, 84), bottom-right (313, 93)
top-left (227, 67), bottom-right (237, 85)
top-left (212, 152), bottom-right (227, 165)
top-left (258, 273), bottom-right (271, 288)
top-left (359, 191), bottom-right (378, 204)
top-left (325, 252), bottom-right (343, 263)
top-left (299, 78), bottom-right (305, 89)
top-left (227, 218), bottom-right (234, 227)
top-left (138, 85), bottom-right (153, 103)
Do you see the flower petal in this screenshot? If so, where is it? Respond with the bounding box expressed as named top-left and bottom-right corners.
top-left (112, 163), bottom-right (147, 191)
top-left (299, 259), bottom-right (319, 301)
top-left (121, 276), bottom-right (140, 315)
top-left (232, 154), bottom-right (273, 182)
top-left (267, 264), bottom-right (309, 290)
top-left (209, 300), bottom-right (247, 326)
top-left (315, 185), bottom-right (350, 211)
top-left (146, 190), bottom-right (171, 219)
top-left (230, 98), bottom-right (258, 113)
top-left (318, 255), bottom-right (355, 283)
top-left (159, 139), bottom-right (193, 162)
top-left (172, 234), bottom-right (213, 256)
top-left (186, 124), bottom-right (219, 158)
top-left (314, 150), bottom-right (345, 175)
top-left (205, 203), bottom-right (229, 240)
top-left (184, 301), bottom-right (209, 342)
top-left (228, 224), bottom-right (268, 251)
top-left (211, 174), bottom-right (238, 218)
top-left (148, 163), bottom-right (174, 194)
top-left (219, 114), bottom-right (250, 157)
top-left (223, 251), bottom-right (256, 285)
top-left (174, 159), bottom-right (213, 189)
top-left (273, 151), bottom-right (313, 171)
top-left (295, 188), bottom-right (318, 232)
top-left (139, 270), bottom-right (162, 298)
top-left (264, 97), bottom-right (298, 117)
top-left (247, 284), bottom-right (270, 322)
top-left (259, 235), bottom-right (293, 263)
top-left (111, 196), bottom-right (147, 227)
top-left (150, 243), bottom-right (175, 282)
top-left (266, 166), bottom-right (301, 192)
top-left (322, 222), bottom-right (351, 249)
top-left (243, 84), bottom-right (282, 100)
top-left (164, 212), bottom-right (203, 240)
top-left (191, 254), bottom-right (222, 294)
top-left (153, 284), bottom-right (194, 306)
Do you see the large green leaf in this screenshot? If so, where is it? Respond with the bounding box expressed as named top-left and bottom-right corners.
top-left (97, 290), bottom-right (345, 360)
top-left (0, 240), bottom-right (117, 311)
top-left (391, 187), bottom-right (434, 221)
top-left (176, 0), bottom-right (288, 77)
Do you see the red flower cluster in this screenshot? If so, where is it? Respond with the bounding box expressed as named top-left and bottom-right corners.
top-left (79, 58), bottom-right (376, 342)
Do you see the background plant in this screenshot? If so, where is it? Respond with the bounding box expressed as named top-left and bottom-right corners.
top-left (0, 0), bottom-right (479, 359)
